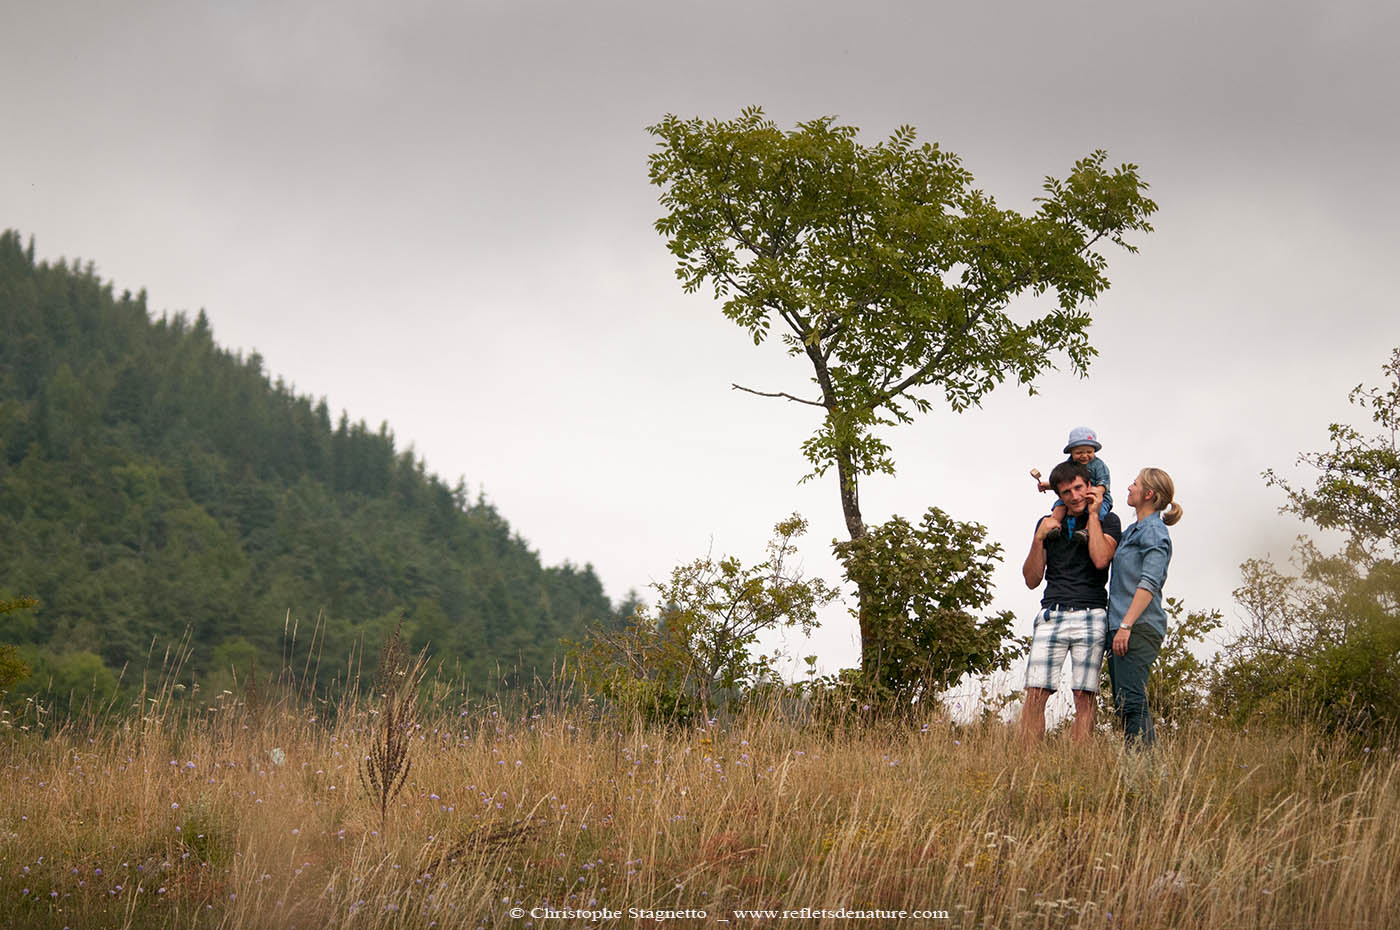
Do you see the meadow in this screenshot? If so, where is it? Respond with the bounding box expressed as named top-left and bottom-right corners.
top-left (2, 670), bottom-right (1397, 930)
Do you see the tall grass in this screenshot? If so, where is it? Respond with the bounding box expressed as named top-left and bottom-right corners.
top-left (2, 674), bottom-right (1396, 929)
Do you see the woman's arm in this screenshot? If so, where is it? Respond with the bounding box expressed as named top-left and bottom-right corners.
top-left (1111, 532), bottom-right (1171, 656)
top-left (1138, 536), bottom-right (1171, 598)
top-left (1111, 588), bottom-right (1155, 656)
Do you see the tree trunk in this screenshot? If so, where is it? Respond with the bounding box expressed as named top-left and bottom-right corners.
top-left (836, 453), bottom-right (865, 542)
top-left (835, 450), bottom-right (882, 681)
top-left (808, 349), bottom-right (879, 682)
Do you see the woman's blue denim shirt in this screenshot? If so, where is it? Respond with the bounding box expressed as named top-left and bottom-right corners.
top-left (1107, 511), bottom-right (1173, 635)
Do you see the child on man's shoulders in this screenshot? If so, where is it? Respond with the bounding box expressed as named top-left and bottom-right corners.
top-left (1030, 426), bottom-right (1112, 543)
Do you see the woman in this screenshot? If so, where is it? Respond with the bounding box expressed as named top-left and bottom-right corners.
top-left (1104, 467), bottom-right (1182, 746)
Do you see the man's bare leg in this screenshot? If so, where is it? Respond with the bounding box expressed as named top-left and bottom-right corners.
top-left (1021, 687), bottom-right (1052, 745)
top-left (1070, 689), bottom-right (1097, 743)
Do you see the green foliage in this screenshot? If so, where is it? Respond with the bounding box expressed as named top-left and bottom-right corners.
top-left (204, 637), bottom-right (260, 695)
top-left (647, 108), bottom-right (1155, 673)
top-left (9, 647), bottom-right (120, 717)
top-left (573, 607), bottom-right (700, 725)
top-left (833, 508), bottom-right (1024, 706)
top-left (573, 515), bottom-right (838, 722)
top-left (1214, 544), bottom-right (1400, 733)
top-left (1099, 596), bottom-right (1222, 728)
top-left (1265, 348), bottom-right (1400, 559)
top-left (0, 230), bottom-right (619, 702)
top-left (0, 647), bottom-right (26, 695)
top-left (648, 108), bottom-right (1155, 481)
top-left (1147, 598), bottom-right (1224, 726)
top-left (1216, 348), bottom-right (1400, 733)
top-left (0, 597), bottom-right (38, 693)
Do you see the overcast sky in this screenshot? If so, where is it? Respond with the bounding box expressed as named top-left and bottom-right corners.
top-left (4, 0), bottom-right (1397, 688)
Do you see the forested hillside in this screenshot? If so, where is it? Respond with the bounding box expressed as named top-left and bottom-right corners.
top-left (0, 230), bottom-right (618, 704)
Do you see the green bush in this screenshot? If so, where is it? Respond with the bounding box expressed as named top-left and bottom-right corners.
top-left (572, 515), bottom-right (837, 723)
top-left (1, 596), bottom-right (37, 696)
top-left (834, 507), bottom-right (1024, 709)
top-left (1216, 348), bottom-right (1400, 734)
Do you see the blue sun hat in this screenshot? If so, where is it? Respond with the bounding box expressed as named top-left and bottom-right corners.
top-left (1063, 426), bottom-right (1102, 453)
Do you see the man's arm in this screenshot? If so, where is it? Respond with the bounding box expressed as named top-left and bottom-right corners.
top-left (1023, 515), bottom-right (1057, 588)
top-left (1084, 486), bottom-right (1118, 569)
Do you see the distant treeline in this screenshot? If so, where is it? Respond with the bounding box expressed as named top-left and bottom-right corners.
top-left (0, 230), bottom-right (624, 707)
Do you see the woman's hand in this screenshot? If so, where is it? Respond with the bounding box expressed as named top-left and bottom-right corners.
top-left (1112, 627), bottom-right (1132, 656)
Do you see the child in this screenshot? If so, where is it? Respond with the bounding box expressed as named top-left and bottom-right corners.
top-left (1031, 426), bottom-right (1112, 541)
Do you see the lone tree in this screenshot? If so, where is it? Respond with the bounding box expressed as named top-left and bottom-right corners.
top-left (648, 108), bottom-right (1156, 677)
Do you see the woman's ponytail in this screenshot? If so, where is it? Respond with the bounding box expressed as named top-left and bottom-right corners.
top-left (1138, 467), bottom-right (1181, 525)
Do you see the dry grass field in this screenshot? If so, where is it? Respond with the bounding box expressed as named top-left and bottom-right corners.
top-left (2, 675), bottom-right (1397, 930)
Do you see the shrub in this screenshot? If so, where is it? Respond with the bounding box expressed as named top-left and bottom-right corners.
top-left (834, 507), bottom-right (1024, 709)
top-left (572, 515), bottom-right (837, 723)
top-left (1216, 348), bottom-right (1400, 734)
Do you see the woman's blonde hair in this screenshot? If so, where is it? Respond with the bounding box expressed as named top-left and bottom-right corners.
top-left (1137, 467), bottom-right (1183, 526)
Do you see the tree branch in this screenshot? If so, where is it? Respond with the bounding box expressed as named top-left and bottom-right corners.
top-left (876, 296), bottom-right (993, 403)
top-left (721, 191), bottom-right (770, 260)
top-left (876, 246), bottom-right (1043, 405)
top-left (699, 244), bottom-right (754, 299)
top-left (775, 301), bottom-right (814, 344)
top-left (871, 223), bottom-right (1114, 407)
top-left (731, 383), bottom-right (827, 407)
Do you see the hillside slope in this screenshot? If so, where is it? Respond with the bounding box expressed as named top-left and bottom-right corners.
top-left (0, 230), bottom-right (615, 701)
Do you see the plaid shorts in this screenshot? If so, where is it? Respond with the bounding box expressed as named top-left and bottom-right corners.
top-left (1023, 607), bottom-right (1108, 693)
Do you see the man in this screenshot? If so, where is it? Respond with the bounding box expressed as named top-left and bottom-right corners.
top-left (1019, 460), bottom-right (1121, 744)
